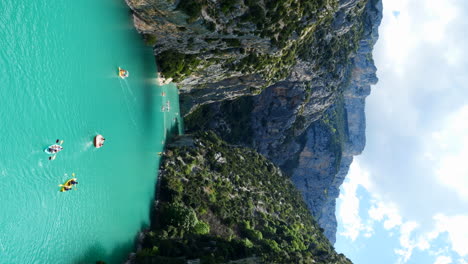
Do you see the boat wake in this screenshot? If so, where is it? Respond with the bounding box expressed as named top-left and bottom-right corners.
top-left (82, 141), bottom-right (93, 151)
top-left (119, 79), bottom-right (136, 102)
top-left (118, 79), bottom-right (138, 129)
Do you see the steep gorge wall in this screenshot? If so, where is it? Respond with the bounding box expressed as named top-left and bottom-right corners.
top-left (291, 0), bottom-right (382, 243)
top-left (126, 0), bottom-right (383, 244)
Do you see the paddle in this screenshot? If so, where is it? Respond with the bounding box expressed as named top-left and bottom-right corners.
top-left (72, 173), bottom-right (77, 190)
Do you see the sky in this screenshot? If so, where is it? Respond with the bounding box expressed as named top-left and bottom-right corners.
top-left (335, 0), bottom-right (468, 263)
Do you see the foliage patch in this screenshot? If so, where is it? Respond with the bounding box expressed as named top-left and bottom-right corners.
top-left (135, 132), bottom-right (352, 264)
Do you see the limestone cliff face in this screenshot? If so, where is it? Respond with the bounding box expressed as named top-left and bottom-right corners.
top-left (126, 0), bottom-right (372, 115)
top-left (126, 0), bottom-right (382, 245)
top-left (291, 0), bottom-right (382, 243)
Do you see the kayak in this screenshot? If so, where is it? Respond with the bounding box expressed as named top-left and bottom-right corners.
top-left (44, 144), bottom-right (63, 155)
top-left (94, 134), bottom-right (105, 148)
top-left (118, 67), bottom-right (129, 79)
top-left (59, 178), bottom-right (77, 192)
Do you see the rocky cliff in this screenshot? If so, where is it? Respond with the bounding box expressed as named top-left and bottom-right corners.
top-left (291, 0), bottom-right (382, 243)
top-left (126, 0), bottom-right (382, 245)
top-left (126, 0), bottom-right (371, 115)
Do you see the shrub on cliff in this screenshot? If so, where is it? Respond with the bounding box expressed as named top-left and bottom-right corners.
top-left (157, 49), bottom-right (200, 82)
top-left (177, 0), bottom-right (203, 23)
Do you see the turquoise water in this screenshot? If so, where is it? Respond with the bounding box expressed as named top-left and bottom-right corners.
top-left (0, 0), bottom-right (181, 263)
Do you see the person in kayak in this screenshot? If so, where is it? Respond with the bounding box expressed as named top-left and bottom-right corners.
top-left (48, 145), bottom-right (63, 153)
top-left (119, 68), bottom-right (128, 78)
top-left (60, 177), bottom-right (77, 192)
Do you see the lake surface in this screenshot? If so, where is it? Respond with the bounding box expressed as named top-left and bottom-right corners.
top-left (0, 0), bottom-right (181, 263)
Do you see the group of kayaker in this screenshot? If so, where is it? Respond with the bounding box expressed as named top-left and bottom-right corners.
top-left (48, 68), bottom-right (130, 193)
top-left (52, 67), bottom-right (170, 192)
top-left (45, 134), bottom-right (106, 192)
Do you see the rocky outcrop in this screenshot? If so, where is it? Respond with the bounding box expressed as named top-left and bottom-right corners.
top-left (291, 0), bottom-right (382, 243)
top-left (126, 0), bottom-right (372, 115)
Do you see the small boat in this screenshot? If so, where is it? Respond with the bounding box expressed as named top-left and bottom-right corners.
top-left (94, 134), bottom-right (105, 148)
top-left (59, 178), bottom-right (78, 192)
top-left (44, 144), bottom-right (63, 155)
top-left (162, 100), bottom-right (171, 112)
top-left (118, 67), bottom-right (129, 79)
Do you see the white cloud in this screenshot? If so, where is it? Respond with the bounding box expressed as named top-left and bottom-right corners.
top-left (368, 201), bottom-right (402, 230)
top-left (394, 221), bottom-right (420, 263)
top-left (378, 0), bottom-right (459, 75)
top-left (336, 0), bottom-right (468, 263)
top-left (337, 161), bottom-right (373, 241)
top-left (425, 105), bottom-right (468, 201)
top-left (432, 214), bottom-right (468, 257)
top-left (434, 256), bottom-right (453, 264)
top-left (390, 213), bottom-right (468, 263)
top-left (421, 0), bottom-right (458, 43)
top-left (399, 222), bottom-right (419, 248)
top-left (379, 1), bottom-right (413, 76)
top-left (443, 45), bottom-right (463, 66)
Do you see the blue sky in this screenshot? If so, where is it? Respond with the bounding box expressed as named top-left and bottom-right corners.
top-left (335, 0), bottom-right (468, 263)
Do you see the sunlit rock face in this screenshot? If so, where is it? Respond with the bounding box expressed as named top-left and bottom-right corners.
top-left (290, 0), bottom-right (382, 244)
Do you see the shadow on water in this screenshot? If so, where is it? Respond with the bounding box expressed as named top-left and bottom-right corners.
top-left (141, 53), bottom-right (156, 132)
top-left (166, 118), bottom-right (181, 140)
top-left (72, 238), bottom-right (136, 264)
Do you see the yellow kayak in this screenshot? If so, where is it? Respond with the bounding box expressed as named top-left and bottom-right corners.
top-left (118, 67), bottom-right (129, 79)
top-left (59, 178), bottom-right (78, 192)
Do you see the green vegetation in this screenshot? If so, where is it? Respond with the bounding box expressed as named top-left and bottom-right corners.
top-left (142, 34), bottom-right (157, 47)
top-left (319, 95), bottom-right (349, 171)
top-left (157, 49), bottom-right (200, 82)
top-left (134, 132), bottom-right (352, 264)
top-left (185, 96), bottom-right (255, 145)
top-left (220, 0), bottom-right (238, 13)
top-left (224, 38), bottom-right (241, 47)
top-left (177, 0), bottom-right (203, 23)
